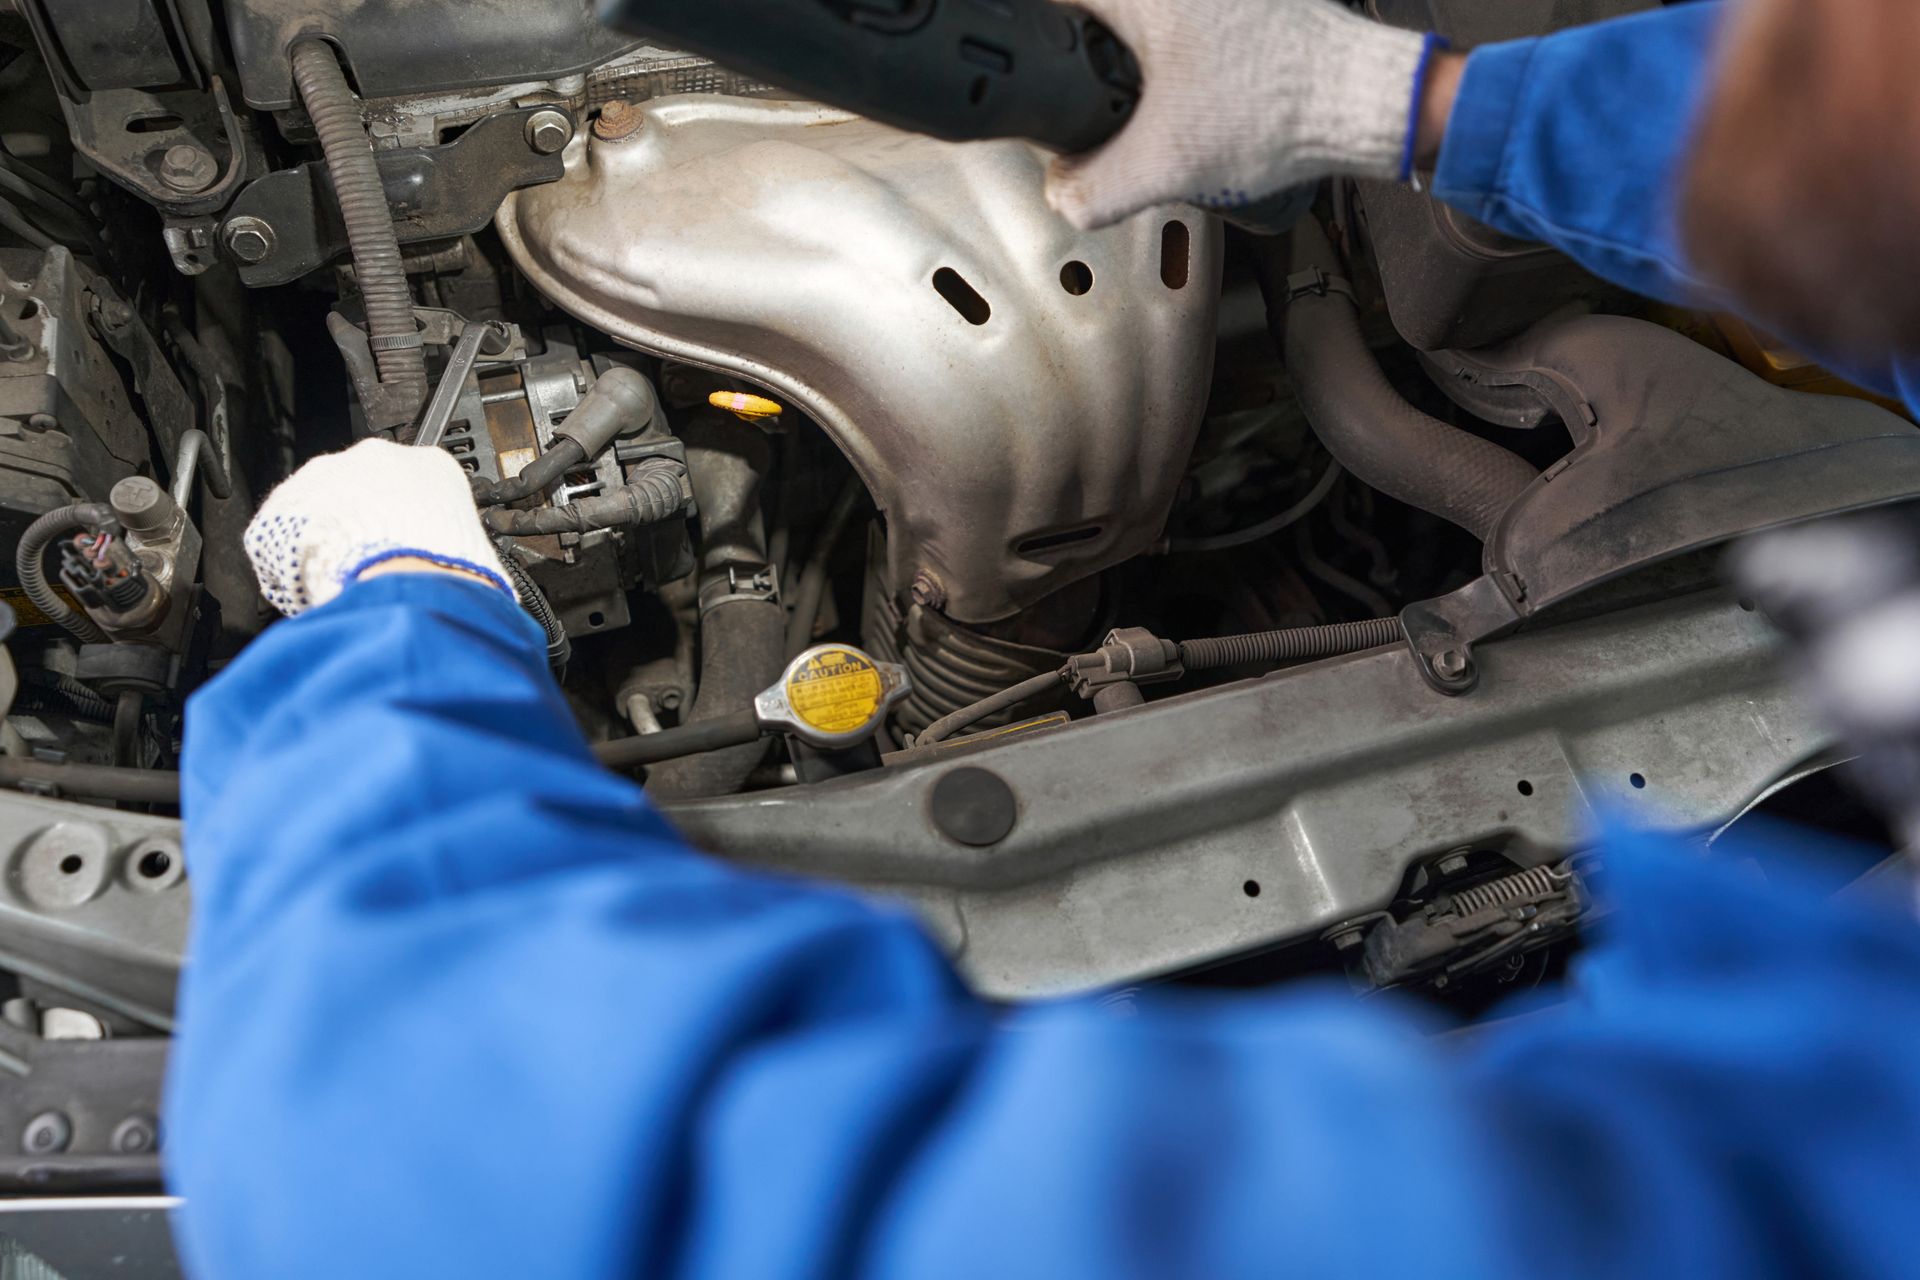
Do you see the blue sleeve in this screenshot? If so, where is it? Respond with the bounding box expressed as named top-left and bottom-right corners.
top-left (168, 572), bottom-right (1920, 1279)
top-left (1431, 3), bottom-right (1905, 398)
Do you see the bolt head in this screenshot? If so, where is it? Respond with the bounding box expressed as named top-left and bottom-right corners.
top-left (1329, 928), bottom-right (1364, 952)
top-left (1433, 648), bottom-right (1470, 680)
top-left (1437, 853), bottom-right (1469, 877)
top-left (526, 108), bottom-right (574, 155)
top-left (157, 143), bottom-right (217, 193)
top-left (593, 99), bottom-right (644, 141)
top-left (223, 216), bottom-right (276, 264)
top-left (909, 571), bottom-right (947, 611)
top-left (111, 1115), bottom-right (160, 1155)
top-left (658, 688), bottom-right (683, 711)
top-left (22, 1111), bottom-right (71, 1154)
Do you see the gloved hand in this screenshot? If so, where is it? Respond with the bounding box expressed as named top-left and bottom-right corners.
top-left (1045, 0), bottom-right (1435, 230)
top-left (245, 438), bottom-right (514, 617)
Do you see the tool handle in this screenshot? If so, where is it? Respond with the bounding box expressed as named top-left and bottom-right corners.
top-left (597, 0), bottom-right (1140, 153)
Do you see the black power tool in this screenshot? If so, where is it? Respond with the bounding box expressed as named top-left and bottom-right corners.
top-left (595, 0), bottom-right (1142, 154)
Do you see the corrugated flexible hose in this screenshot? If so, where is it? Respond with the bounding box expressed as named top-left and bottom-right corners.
top-left (290, 40), bottom-right (428, 417)
top-left (1177, 617), bottom-right (1402, 670)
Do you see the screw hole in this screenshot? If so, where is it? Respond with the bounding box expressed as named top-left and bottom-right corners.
top-left (1630, 772), bottom-right (1647, 789)
top-left (1242, 879), bottom-right (1261, 898)
top-left (17, 299), bottom-right (40, 320)
top-left (587, 611), bottom-right (605, 628)
top-left (1516, 780), bottom-right (1534, 797)
top-left (1738, 598), bottom-right (1757, 612)
top-left (58, 855), bottom-right (82, 875)
top-left (137, 849), bottom-right (172, 878)
top-left (1058, 260), bottom-right (1093, 296)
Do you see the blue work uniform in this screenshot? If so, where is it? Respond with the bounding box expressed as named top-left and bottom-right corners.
top-left (169, 6), bottom-right (1920, 1279)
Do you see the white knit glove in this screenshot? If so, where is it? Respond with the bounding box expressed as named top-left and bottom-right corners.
top-left (1045, 0), bottom-right (1434, 230)
top-left (244, 438), bottom-right (513, 617)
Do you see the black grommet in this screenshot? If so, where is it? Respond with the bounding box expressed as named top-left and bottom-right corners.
top-left (929, 767), bottom-right (1018, 847)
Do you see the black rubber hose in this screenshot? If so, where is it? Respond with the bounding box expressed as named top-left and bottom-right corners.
top-left (0, 757), bottom-right (180, 805)
top-left (1263, 222), bottom-right (1537, 542)
top-left (1177, 617), bottom-right (1403, 670)
top-left (645, 597), bottom-right (785, 798)
top-left (110, 690), bottom-right (142, 767)
top-left (289, 40), bottom-right (428, 416)
top-left (482, 463), bottom-right (686, 537)
top-left (916, 669), bottom-right (1067, 745)
top-left (15, 503), bottom-right (109, 643)
top-left (472, 438), bottom-right (585, 507)
top-left (595, 710), bottom-right (764, 771)
top-left (786, 475), bottom-right (864, 657)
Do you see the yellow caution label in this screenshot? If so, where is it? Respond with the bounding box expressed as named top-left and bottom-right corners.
top-left (786, 647), bottom-right (885, 736)
top-left (0, 586), bottom-right (78, 629)
top-left (708, 390), bottom-right (784, 421)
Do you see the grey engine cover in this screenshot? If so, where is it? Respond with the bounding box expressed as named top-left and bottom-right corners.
top-left (497, 96), bottom-right (1222, 623)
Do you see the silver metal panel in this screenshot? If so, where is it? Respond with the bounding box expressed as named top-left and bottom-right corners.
top-left (666, 592), bottom-right (1831, 997)
top-left (497, 96), bottom-right (1223, 623)
top-left (0, 593), bottom-right (1828, 1006)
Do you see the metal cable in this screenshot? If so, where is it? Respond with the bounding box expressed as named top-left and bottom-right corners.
top-left (289, 40), bottom-right (428, 415)
top-left (1163, 460), bottom-right (1342, 554)
top-left (14, 504), bottom-right (109, 643)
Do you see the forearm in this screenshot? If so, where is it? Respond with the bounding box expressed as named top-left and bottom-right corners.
top-left (1425, 4), bottom-right (1726, 308)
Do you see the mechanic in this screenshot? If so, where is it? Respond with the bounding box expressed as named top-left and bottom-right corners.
top-left (166, 1), bottom-right (1920, 1276)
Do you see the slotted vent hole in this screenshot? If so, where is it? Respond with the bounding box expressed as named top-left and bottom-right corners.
top-left (932, 268), bottom-right (991, 325)
top-left (1016, 524), bottom-right (1103, 556)
top-left (1160, 220), bottom-right (1190, 290)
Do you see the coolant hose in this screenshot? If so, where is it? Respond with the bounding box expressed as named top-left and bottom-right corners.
top-left (1264, 222), bottom-right (1536, 542)
top-left (290, 40), bottom-right (428, 417)
top-left (15, 503), bottom-right (109, 643)
top-left (1177, 617), bottom-right (1402, 670)
top-left (648, 417), bottom-right (784, 799)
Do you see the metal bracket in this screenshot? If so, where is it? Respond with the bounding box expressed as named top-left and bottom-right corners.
top-left (222, 108), bottom-right (571, 287)
top-left (1398, 575), bottom-right (1524, 696)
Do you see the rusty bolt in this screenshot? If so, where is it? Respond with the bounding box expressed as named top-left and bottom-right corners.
top-left (593, 99), bottom-right (644, 142)
top-left (1433, 648), bottom-right (1470, 681)
top-left (223, 216), bottom-right (276, 264)
top-left (525, 108), bottom-right (574, 155)
top-left (909, 571), bottom-right (947, 611)
top-left (157, 143), bottom-right (218, 194)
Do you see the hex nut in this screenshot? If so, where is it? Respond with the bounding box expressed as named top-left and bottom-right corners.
top-left (1437, 853), bottom-right (1469, 877)
top-left (157, 143), bottom-right (218, 194)
top-left (223, 216), bottom-right (276, 264)
top-left (1433, 648), bottom-right (1471, 680)
top-left (526, 108), bottom-right (575, 155)
top-left (23, 1111), bottom-right (71, 1154)
top-left (593, 99), bottom-right (644, 141)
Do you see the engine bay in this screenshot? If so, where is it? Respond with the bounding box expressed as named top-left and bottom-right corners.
top-left (1, 0), bottom-right (1918, 1194)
